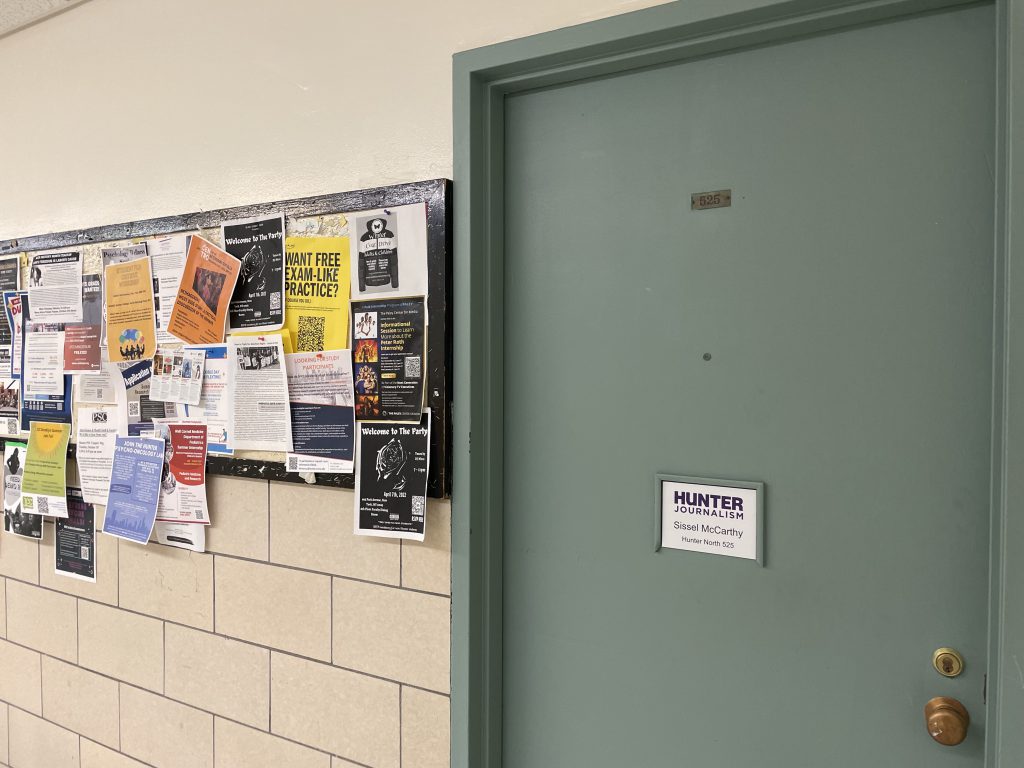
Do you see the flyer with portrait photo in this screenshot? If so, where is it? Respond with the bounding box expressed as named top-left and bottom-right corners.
top-left (351, 297), bottom-right (426, 423)
top-left (222, 214), bottom-right (286, 332)
top-left (354, 411), bottom-right (430, 540)
top-left (168, 236), bottom-right (241, 345)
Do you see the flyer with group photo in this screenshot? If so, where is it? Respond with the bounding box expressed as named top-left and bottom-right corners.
top-left (168, 236), bottom-right (241, 345)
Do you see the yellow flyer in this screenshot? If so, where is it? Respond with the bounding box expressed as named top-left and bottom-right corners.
top-left (21, 421), bottom-right (71, 518)
top-left (105, 257), bottom-right (157, 362)
top-left (284, 236), bottom-right (350, 351)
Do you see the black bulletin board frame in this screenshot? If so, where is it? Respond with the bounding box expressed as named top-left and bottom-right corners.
top-left (0, 179), bottom-right (453, 499)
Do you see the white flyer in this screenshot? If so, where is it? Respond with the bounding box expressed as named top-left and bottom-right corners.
top-left (182, 344), bottom-right (232, 454)
top-left (73, 364), bottom-right (120, 405)
top-left (150, 347), bottom-right (205, 405)
top-left (28, 252), bottom-right (83, 323)
top-left (349, 202), bottom-right (429, 303)
top-left (22, 324), bottom-right (65, 397)
top-left (140, 420), bottom-right (210, 524)
top-left (146, 235), bottom-right (188, 344)
top-left (154, 520), bottom-right (206, 552)
top-left (228, 334), bottom-right (292, 452)
top-left (76, 406), bottom-right (122, 506)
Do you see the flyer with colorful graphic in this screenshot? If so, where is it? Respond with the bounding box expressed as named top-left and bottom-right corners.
top-left (284, 236), bottom-right (350, 351)
top-left (351, 297), bottom-right (426, 423)
top-left (167, 236), bottom-right (241, 345)
top-left (104, 257), bottom-right (156, 362)
top-left (21, 421), bottom-right (71, 518)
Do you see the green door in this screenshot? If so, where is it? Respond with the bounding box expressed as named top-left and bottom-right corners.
top-left (501, 5), bottom-right (994, 766)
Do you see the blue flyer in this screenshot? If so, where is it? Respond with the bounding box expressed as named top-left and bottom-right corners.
top-left (101, 435), bottom-right (164, 544)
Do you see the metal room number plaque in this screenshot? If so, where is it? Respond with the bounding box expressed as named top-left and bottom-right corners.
top-left (690, 189), bottom-right (732, 210)
top-left (656, 474), bottom-right (763, 564)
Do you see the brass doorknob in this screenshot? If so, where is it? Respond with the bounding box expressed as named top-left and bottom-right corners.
top-left (925, 697), bottom-right (969, 746)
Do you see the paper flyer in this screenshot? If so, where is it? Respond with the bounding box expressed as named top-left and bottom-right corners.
top-left (154, 520), bottom-right (206, 552)
top-left (152, 422), bottom-right (209, 524)
top-left (21, 421), bottom-right (71, 518)
top-left (182, 344), bottom-right (232, 454)
top-left (73, 365), bottom-right (120, 405)
top-left (351, 297), bottom-right (426, 422)
top-left (284, 236), bottom-right (350, 351)
top-left (285, 349), bottom-right (355, 471)
top-left (0, 380), bottom-right (19, 436)
top-left (105, 256), bottom-right (156, 362)
top-left (150, 347), bottom-right (205, 405)
top-left (22, 319), bottom-right (65, 397)
top-left (76, 405), bottom-right (122, 506)
top-left (102, 435), bottom-right (164, 544)
top-left (100, 243), bottom-right (148, 349)
top-left (63, 274), bottom-right (102, 372)
top-left (349, 203), bottom-right (428, 301)
top-left (167, 236), bottom-right (241, 345)
top-left (229, 334), bottom-right (292, 451)
top-left (115, 359), bottom-right (174, 436)
top-left (146, 235), bottom-right (188, 344)
top-left (4, 291), bottom-right (24, 377)
top-left (222, 214), bottom-right (286, 332)
top-left (0, 256), bottom-right (21, 353)
top-left (55, 488), bottom-right (96, 582)
top-left (28, 251), bottom-right (84, 323)
top-left (20, 296), bottom-right (72, 431)
top-left (354, 412), bottom-right (430, 540)
top-left (3, 440), bottom-right (40, 539)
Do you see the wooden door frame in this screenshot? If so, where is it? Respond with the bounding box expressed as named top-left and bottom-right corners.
top-left (452, 1), bottom-right (1023, 764)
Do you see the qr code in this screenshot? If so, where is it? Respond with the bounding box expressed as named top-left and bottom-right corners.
top-left (128, 402), bottom-right (140, 418)
top-left (405, 355), bottom-right (422, 379)
top-left (287, 456), bottom-right (298, 471)
top-left (411, 495), bottom-right (425, 520)
top-left (270, 292), bottom-right (281, 311)
top-left (296, 316), bottom-right (326, 351)
top-left (80, 546), bottom-right (90, 560)
top-left (36, 497), bottom-right (48, 515)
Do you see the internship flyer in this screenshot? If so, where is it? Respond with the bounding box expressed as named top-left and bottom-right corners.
top-left (351, 297), bottom-right (426, 422)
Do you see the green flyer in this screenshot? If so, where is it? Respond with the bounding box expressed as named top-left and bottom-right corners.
top-left (21, 421), bottom-right (71, 518)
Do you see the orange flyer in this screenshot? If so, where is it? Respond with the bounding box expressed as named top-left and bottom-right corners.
top-left (167, 236), bottom-right (241, 345)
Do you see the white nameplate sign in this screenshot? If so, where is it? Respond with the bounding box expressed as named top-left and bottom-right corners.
top-left (657, 475), bottom-right (763, 564)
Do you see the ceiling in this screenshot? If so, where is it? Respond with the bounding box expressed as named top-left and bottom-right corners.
top-left (0, 0), bottom-right (90, 38)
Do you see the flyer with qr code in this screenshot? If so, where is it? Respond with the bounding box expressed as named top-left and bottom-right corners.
top-left (284, 349), bottom-right (355, 472)
top-left (283, 235), bottom-right (350, 352)
top-left (354, 410), bottom-right (430, 540)
top-left (222, 214), bottom-right (286, 333)
top-left (56, 488), bottom-right (96, 582)
top-left (351, 296), bottom-right (425, 423)
top-left (21, 421), bottom-right (71, 519)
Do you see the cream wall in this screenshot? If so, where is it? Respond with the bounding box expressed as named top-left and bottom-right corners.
top-left (0, 1), bottom-right (681, 767)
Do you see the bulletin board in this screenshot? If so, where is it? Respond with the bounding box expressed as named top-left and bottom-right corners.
top-left (0, 179), bottom-right (452, 499)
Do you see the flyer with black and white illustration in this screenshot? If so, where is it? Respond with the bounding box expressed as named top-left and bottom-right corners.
top-left (354, 412), bottom-right (430, 540)
top-left (222, 214), bottom-right (286, 332)
top-left (56, 488), bottom-right (96, 582)
top-left (349, 203), bottom-right (428, 301)
top-left (351, 297), bottom-right (425, 423)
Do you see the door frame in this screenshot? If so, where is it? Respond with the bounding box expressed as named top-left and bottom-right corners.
top-left (452, 1), bottom-right (1024, 765)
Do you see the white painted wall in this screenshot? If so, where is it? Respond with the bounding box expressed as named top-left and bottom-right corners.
top-left (0, 0), bottom-right (691, 239)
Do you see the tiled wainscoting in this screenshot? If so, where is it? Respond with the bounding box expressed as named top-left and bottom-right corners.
top-left (0, 475), bottom-right (451, 768)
